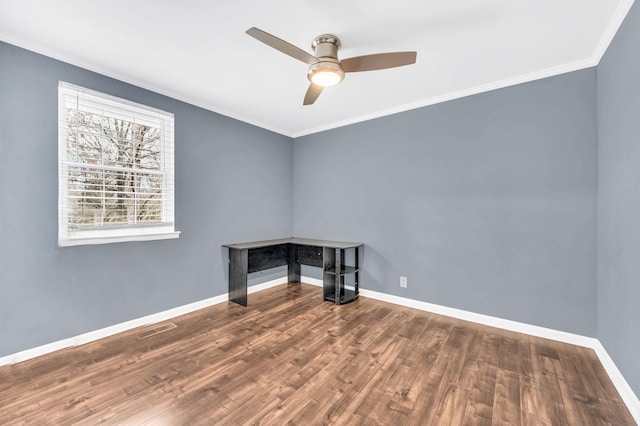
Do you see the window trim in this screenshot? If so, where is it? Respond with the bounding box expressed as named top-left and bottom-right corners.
top-left (58, 81), bottom-right (180, 247)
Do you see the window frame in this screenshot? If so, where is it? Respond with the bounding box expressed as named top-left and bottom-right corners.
top-left (58, 81), bottom-right (180, 247)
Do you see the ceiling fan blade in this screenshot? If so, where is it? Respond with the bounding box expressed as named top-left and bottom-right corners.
top-left (246, 27), bottom-right (317, 65)
top-left (341, 51), bottom-right (417, 73)
top-left (303, 84), bottom-right (323, 105)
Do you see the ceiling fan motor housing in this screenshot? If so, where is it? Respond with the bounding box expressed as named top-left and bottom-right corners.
top-left (308, 34), bottom-right (345, 86)
top-left (312, 34), bottom-right (340, 57)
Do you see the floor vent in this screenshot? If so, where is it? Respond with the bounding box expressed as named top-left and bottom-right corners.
top-left (136, 322), bottom-right (177, 340)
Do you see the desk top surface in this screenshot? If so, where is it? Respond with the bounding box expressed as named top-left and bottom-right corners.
top-left (223, 237), bottom-right (363, 250)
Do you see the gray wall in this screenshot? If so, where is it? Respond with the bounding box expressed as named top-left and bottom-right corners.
top-left (0, 42), bottom-right (293, 356)
top-left (294, 70), bottom-right (598, 336)
top-left (597, 1), bottom-right (640, 396)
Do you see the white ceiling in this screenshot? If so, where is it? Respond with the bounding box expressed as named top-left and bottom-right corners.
top-left (0, 0), bottom-right (634, 137)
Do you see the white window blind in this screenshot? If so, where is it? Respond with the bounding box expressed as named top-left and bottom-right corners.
top-left (58, 82), bottom-right (179, 246)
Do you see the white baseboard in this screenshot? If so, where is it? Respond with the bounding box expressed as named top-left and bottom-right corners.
top-left (357, 287), bottom-right (598, 348)
top-left (247, 277), bottom-right (289, 294)
top-left (0, 277), bottom-right (287, 367)
top-left (1, 277), bottom-right (638, 423)
top-left (304, 276), bottom-right (594, 345)
top-left (592, 341), bottom-right (640, 423)
top-left (302, 277), bottom-right (323, 287)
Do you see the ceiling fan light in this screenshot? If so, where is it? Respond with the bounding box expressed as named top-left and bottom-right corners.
top-left (308, 62), bottom-right (344, 87)
top-left (311, 70), bottom-right (341, 86)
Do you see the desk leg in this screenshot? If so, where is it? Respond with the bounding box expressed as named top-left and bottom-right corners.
top-left (229, 248), bottom-right (248, 306)
top-left (335, 248), bottom-right (342, 305)
top-left (288, 244), bottom-right (300, 283)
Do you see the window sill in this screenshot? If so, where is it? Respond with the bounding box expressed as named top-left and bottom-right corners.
top-left (59, 231), bottom-right (181, 247)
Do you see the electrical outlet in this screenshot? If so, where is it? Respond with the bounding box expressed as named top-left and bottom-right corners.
top-left (400, 276), bottom-right (408, 288)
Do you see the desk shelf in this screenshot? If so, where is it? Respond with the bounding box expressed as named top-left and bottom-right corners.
top-left (324, 288), bottom-right (359, 304)
top-left (325, 265), bottom-right (359, 275)
top-left (323, 246), bottom-right (360, 305)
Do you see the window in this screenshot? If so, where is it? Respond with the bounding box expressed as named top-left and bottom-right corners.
top-left (58, 82), bottom-right (179, 246)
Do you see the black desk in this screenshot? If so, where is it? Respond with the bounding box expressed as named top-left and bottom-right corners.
top-left (223, 237), bottom-right (363, 307)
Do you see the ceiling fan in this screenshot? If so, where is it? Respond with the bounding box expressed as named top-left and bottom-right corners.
top-left (246, 27), bottom-right (417, 105)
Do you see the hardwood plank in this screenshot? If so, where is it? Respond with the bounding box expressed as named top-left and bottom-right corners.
top-left (0, 283), bottom-right (635, 425)
top-left (461, 334), bottom-right (501, 424)
top-left (492, 368), bottom-right (521, 425)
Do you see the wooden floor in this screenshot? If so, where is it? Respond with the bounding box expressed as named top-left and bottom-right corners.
top-left (0, 284), bottom-right (634, 425)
